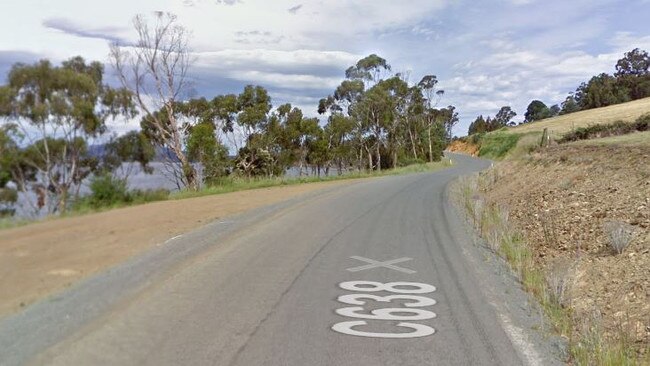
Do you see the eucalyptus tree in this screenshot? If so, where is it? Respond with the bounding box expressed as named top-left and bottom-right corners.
top-left (417, 75), bottom-right (446, 161)
top-left (319, 54), bottom-right (450, 171)
top-left (232, 85), bottom-right (273, 177)
top-left (494, 106), bottom-right (517, 127)
top-left (352, 84), bottom-right (393, 171)
top-left (110, 12), bottom-right (198, 190)
top-left (345, 54), bottom-right (392, 88)
top-left (321, 113), bottom-right (355, 175)
top-left (0, 125), bottom-right (19, 216)
top-left (378, 76), bottom-right (410, 169)
top-left (278, 104), bottom-right (320, 176)
top-left (102, 130), bottom-right (156, 180)
top-left (319, 79), bottom-right (366, 171)
top-left (0, 57), bottom-right (135, 214)
top-left (186, 122), bottom-right (228, 185)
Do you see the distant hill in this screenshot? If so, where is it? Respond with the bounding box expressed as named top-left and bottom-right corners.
top-left (88, 145), bottom-right (180, 162)
top-left (510, 97), bottom-right (650, 138)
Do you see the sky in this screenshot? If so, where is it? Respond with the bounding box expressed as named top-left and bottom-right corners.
top-left (1, 0), bottom-right (650, 136)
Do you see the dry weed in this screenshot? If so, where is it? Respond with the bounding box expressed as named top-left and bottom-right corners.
top-left (603, 221), bottom-right (635, 255)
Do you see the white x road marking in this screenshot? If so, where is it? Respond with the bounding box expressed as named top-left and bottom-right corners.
top-left (346, 256), bottom-right (416, 274)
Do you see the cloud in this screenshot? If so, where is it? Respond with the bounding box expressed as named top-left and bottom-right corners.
top-left (440, 43), bottom-right (633, 132)
top-left (42, 17), bottom-right (129, 45)
top-left (288, 4), bottom-right (303, 14)
top-left (233, 30), bottom-right (284, 45)
top-left (192, 48), bottom-right (360, 95)
top-left (215, 0), bottom-right (243, 5)
top-left (2, 0), bottom-right (649, 137)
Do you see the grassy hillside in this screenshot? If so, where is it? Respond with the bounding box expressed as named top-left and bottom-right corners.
top-left (510, 97), bottom-right (650, 137)
top-left (460, 97), bottom-right (650, 159)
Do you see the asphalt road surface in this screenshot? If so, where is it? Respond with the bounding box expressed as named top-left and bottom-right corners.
top-left (0, 154), bottom-right (560, 366)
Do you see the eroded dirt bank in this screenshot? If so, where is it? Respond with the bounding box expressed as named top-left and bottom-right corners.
top-left (483, 143), bottom-right (649, 355)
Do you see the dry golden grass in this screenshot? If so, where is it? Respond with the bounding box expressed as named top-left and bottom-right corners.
top-left (510, 97), bottom-right (650, 137)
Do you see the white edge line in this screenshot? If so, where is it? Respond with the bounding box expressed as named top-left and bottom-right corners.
top-left (164, 234), bottom-right (183, 244)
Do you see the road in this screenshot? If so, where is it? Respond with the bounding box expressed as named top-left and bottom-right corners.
top-left (0, 154), bottom-right (559, 366)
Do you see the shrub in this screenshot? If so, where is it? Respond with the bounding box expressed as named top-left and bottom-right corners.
top-left (634, 113), bottom-right (650, 131)
top-left (559, 116), bottom-right (649, 143)
top-left (398, 156), bottom-right (426, 167)
top-left (603, 221), bottom-right (635, 254)
top-left (88, 174), bottom-right (130, 208)
top-left (470, 132), bottom-right (485, 145)
top-left (129, 189), bottom-right (170, 204)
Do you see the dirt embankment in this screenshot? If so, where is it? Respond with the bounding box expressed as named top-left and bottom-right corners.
top-left (484, 143), bottom-right (650, 349)
top-left (447, 139), bottom-right (479, 156)
top-left (0, 180), bottom-right (356, 319)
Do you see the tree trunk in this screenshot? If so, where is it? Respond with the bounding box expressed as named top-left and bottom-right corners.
top-left (393, 149), bottom-right (398, 169)
top-left (409, 129), bottom-right (418, 160)
top-left (375, 143), bottom-right (381, 172)
top-left (58, 186), bottom-right (67, 214)
top-left (427, 126), bottom-right (433, 163)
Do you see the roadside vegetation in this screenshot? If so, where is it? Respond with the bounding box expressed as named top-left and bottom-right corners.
top-left (0, 12), bottom-right (458, 224)
top-left (450, 110), bottom-right (650, 161)
top-left (66, 159), bottom-right (451, 214)
top-left (454, 48), bottom-right (650, 160)
top-left (451, 50), bottom-right (650, 364)
top-left (453, 69), bottom-right (650, 364)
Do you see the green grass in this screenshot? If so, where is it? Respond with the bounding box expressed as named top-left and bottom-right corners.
top-left (71, 188), bottom-right (171, 215)
top-left (477, 132), bottom-right (522, 159)
top-left (0, 217), bottom-right (32, 230)
top-left (173, 160), bottom-right (451, 200)
top-left (1, 160), bottom-right (452, 230)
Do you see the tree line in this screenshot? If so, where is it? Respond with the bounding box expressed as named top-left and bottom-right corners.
top-left (0, 13), bottom-right (456, 217)
top-left (525, 48), bottom-right (650, 124)
top-left (467, 48), bottom-right (650, 135)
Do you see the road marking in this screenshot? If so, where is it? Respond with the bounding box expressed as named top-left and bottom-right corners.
top-left (164, 234), bottom-right (183, 244)
top-left (332, 281), bottom-right (437, 339)
top-left (346, 256), bottom-right (416, 274)
top-left (332, 321), bottom-right (435, 338)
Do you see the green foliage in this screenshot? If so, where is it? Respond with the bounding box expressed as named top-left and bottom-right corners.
top-left (524, 100), bottom-right (552, 122)
top-left (186, 122), bottom-right (228, 184)
top-left (575, 73), bottom-right (631, 109)
top-left (468, 106), bottom-right (517, 135)
top-left (88, 174), bottom-right (130, 208)
top-left (103, 131), bottom-right (155, 174)
top-left (495, 106), bottom-right (517, 126)
top-left (82, 173), bottom-right (169, 210)
top-left (615, 48), bottom-right (649, 77)
top-left (560, 95), bottom-right (581, 115)
top-left (560, 48), bottom-right (650, 114)
top-left (319, 54), bottom-right (453, 172)
top-left (0, 56), bottom-right (135, 214)
top-left (345, 54), bottom-right (391, 84)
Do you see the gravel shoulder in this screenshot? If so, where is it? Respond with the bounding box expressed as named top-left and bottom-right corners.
top-left (0, 180), bottom-right (358, 319)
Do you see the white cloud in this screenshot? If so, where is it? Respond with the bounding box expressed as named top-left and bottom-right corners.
top-left (1, 0), bottom-right (649, 137)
